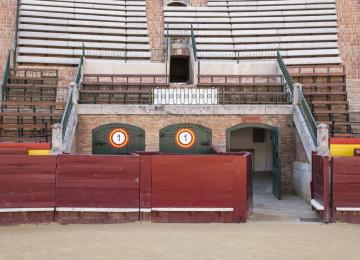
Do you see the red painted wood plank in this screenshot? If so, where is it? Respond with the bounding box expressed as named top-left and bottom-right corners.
top-left (330, 138), bottom-right (360, 144)
top-left (0, 143), bottom-right (51, 149)
top-left (56, 155), bottom-right (141, 209)
top-left (0, 156), bottom-right (56, 209)
top-left (139, 155), bottom-right (152, 221)
top-left (151, 155), bottom-right (234, 208)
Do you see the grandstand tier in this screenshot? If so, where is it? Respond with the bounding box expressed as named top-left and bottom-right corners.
top-left (0, 68), bottom-right (63, 142)
top-left (164, 0), bottom-right (341, 64)
top-left (17, 0), bottom-right (151, 65)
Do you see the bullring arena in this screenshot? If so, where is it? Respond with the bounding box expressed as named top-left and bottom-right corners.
top-left (0, 0), bottom-right (360, 259)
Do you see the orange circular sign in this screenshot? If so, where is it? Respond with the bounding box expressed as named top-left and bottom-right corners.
top-left (175, 128), bottom-right (196, 149)
top-left (109, 128), bottom-right (129, 149)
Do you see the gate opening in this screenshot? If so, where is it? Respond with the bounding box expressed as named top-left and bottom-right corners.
top-left (227, 124), bottom-right (281, 200)
top-left (170, 56), bottom-right (190, 83)
top-left (160, 123), bottom-right (212, 154)
top-left (92, 123), bottom-right (145, 154)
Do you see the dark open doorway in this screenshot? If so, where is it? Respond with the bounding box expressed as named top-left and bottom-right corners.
top-left (170, 56), bottom-right (190, 83)
top-left (226, 123), bottom-right (281, 200)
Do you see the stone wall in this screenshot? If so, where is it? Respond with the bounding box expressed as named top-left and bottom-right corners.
top-left (337, 0), bottom-right (360, 115)
top-left (295, 131), bottom-right (309, 163)
top-left (75, 113), bottom-right (296, 193)
top-left (0, 0), bottom-right (17, 83)
top-left (293, 131), bottom-right (311, 201)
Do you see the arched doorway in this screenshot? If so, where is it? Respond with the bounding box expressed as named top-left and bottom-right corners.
top-left (92, 123), bottom-right (145, 154)
top-left (226, 123), bottom-right (281, 199)
top-left (159, 123), bottom-right (212, 154)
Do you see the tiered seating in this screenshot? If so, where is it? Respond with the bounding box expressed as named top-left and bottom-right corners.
top-left (80, 74), bottom-right (289, 104)
top-left (0, 68), bottom-right (64, 142)
top-left (164, 0), bottom-right (341, 65)
top-left (17, 0), bottom-right (151, 65)
top-left (80, 74), bottom-right (169, 104)
top-left (197, 75), bottom-right (289, 104)
top-left (289, 65), bottom-right (350, 133)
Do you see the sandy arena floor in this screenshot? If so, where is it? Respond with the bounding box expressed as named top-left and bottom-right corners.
top-left (1, 173), bottom-right (358, 260)
top-left (0, 222), bottom-right (360, 260)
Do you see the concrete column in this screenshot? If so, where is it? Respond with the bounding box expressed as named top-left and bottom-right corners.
top-left (292, 83), bottom-right (303, 105)
top-left (51, 123), bottom-right (63, 155)
top-left (317, 123), bottom-right (330, 156)
top-left (68, 82), bottom-right (79, 105)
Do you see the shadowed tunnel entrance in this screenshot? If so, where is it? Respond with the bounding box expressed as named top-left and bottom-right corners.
top-left (170, 56), bottom-right (190, 83)
top-left (227, 123), bottom-right (281, 200)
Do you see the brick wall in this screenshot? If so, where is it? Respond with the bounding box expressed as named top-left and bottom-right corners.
top-left (0, 0), bottom-right (17, 83)
top-left (146, 0), bottom-right (165, 62)
top-left (337, 0), bottom-right (360, 114)
top-left (190, 0), bottom-right (207, 6)
top-left (75, 114), bottom-right (296, 193)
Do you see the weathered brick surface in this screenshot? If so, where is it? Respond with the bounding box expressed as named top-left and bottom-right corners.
top-left (76, 114), bottom-right (295, 193)
top-left (190, 0), bottom-right (207, 6)
top-left (337, 0), bottom-right (360, 113)
top-left (146, 0), bottom-right (165, 62)
top-left (0, 0), bottom-right (17, 83)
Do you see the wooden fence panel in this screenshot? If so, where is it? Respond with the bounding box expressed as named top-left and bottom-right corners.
top-left (311, 153), bottom-right (330, 222)
top-left (332, 157), bottom-right (360, 223)
top-left (56, 155), bottom-right (141, 223)
top-left (148, 153), bottom-right (252, 223)
top-left (0, 156), bottom-right (56, 225)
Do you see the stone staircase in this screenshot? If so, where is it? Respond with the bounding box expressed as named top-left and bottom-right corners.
top-left (289, 65), bottom-right (352, 134)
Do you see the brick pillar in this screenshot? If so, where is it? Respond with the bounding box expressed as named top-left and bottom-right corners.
top-left (190, 0), bottom-right (207, 6)
top-left (146, 0), bottom-right (165, 62)
top-left (337, 0), bottom-right (360, 118)
top-left (0, 0), bottom-right (17, 82)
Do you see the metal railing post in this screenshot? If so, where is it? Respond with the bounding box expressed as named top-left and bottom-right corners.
top-left (277, 49), bottom-right (317, 144)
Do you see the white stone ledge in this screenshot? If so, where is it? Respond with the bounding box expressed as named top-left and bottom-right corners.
top-left (78, 104), bottom-right (293, 115)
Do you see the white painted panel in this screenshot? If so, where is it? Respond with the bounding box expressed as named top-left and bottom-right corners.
top-left (154, 88), bottom-right (218, 105)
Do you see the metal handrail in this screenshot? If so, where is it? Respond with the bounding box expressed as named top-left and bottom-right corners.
top-left (190, 24), bottom-right (197, 61)
top-left (61, 53), bottom-right (83, 140)
top-left (60, 87), bottom-right (73, 141)
top-left (1, 50), bottom-right (11, 101)
top-left (299, 92), bottom-right (317, 142)
top-left (277, 50), bottom-right (317, 143)
top-left (75, 57), bottom-right (84, 85)
top-left (277, 50), bottom-right (294, 93)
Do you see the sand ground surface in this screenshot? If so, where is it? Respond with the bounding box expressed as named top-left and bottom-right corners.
top-left (0, 222), bottom-right (360, 260)
top-left (1, 173), bottom-right (358, 260)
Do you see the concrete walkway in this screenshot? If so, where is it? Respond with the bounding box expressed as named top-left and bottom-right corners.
top-left (249, 171), bottom-right (318, 222)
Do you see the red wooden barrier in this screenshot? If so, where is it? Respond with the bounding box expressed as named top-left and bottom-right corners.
top-left (332, 157), bottom-right (360, 223)
top-left (55, 155), bottom-right (141, 223)
top-left (311, 153), bottom-right (330, 222)
top-left (0, 156), bottom-right (56, 225)
top-left (140, 153), bottom-right (252, 223)
top-left (0, 153), bottom-right (253, 224)
top-left (0, 143), bottom-right (51, 155)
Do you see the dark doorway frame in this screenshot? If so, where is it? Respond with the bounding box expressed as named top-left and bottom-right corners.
top-left (169, 56), bottom-right (190, 83)
top-left (226, 123), bottom-right (281, 199)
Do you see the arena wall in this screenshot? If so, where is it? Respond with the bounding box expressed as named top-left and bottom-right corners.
top-left (75, 106), bottom-right (295, 193)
